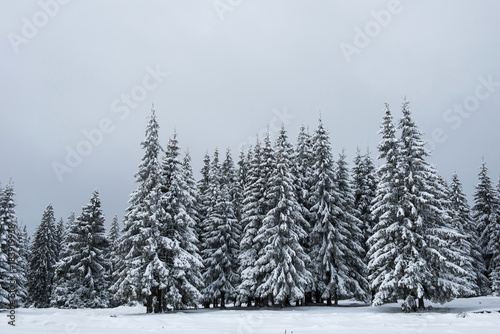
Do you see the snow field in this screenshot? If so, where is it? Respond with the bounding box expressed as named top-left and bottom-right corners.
top-left (3, 296), bottom-right (500, 334)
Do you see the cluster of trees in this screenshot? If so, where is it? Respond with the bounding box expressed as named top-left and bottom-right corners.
top-left (1, 101), bottom-right (499, 313)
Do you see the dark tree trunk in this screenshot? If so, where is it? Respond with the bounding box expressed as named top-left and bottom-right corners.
top-left (305, 292), bottom-right (312, 305)
top-left (327, 298), bottom-right (332, 306)
top-left (220, 291), bottom-right (226, 309)
top-left (315, 290), bottom-right (321, 304)
top-left (154, 288), bottom-right (162, 313)
top-left (418, 297), bottom-right (425, 310)
top-left (146, 295), bottom-right (153, 314)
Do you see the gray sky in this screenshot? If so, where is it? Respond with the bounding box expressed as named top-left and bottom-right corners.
top-left (1, 0), bottom-right (499, 235)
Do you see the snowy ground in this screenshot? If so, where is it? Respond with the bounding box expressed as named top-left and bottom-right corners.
top-left (2, 296), bottom-right (500, 334)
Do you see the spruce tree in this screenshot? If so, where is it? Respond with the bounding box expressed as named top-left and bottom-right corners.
top-left (55, 217), bottom-right (65, 261)
top-left (201, 149), bottom-right (239, 308)
top-left (309, 120), bottom-right (368, 306)
top-left (0, 183), bottom-right (10, 308)
top-left (29, 204), bottom-right (58, 307)
top-left (473, 161), bottom-right (500, 282)
top-left (0, 184), bottom-right (27, 307)
top-left (335, 151), bottom-right (370, 302)
top-left (157, 133), bottom-right (203, 310)
top-left (113, 107), bottom-right (166, 313)
top-left (238, 141), bottom-right (265, 306)
top-left (448, 173), bottom-right (489, 295)
top-left (254, 126), bottom-right (311, 307)
top-left (369, 101), bottom-right (470, 312)
top-left (234, 149), bottom-right (248, 223)
top-left (352, 148), bottom-right (378, 253)
top-left (16, 222), bottom-right (29, 306)
top-left (53, 190), bottom-right (110, 308)
top-left (295, 125), bottom-right (315, 303)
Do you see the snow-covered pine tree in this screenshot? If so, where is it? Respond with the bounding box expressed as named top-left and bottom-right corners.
top-left (182, 150), bottom-right (201, 238)
top-left (66, 211), bottom-right (75, 233)
top-left (108, 215), bottom-right (120, 246)
top-left (473, 161), bottom-right (500, 283)
top-left (221, 149), bottom-right (242, 285)
top-left (233, 149), bottom-right (248, 223)
top-left (368, 104), bottom-right (406, 308)
top-left (335, 151), bottom-right (370, 302)
top-left (28, 204), bottom-right (58, 307)
top-left (0, 184), bottom-right (27, 307)
top-left (201, 149), bottom-right (239, 308)
top-left (107, 214), bottom-right (120, 304)
top-left (352, 148), bottom-right (378, 254)
top-left (448, 173), bottom-right (489, 296)
top-left (0, 182), bottom-right (9, 308)
top-left (60, 190), bottom-right (110, 308)
top-left (254, 126), bottom-right (311, 307)
top-left (15, 221), bottom-right (29, 306)
top-left (494, 179), bottom-right (500, 294)
top-left (238, 141), bottom-right (265, 306)
top-left (55, 217), bottom-right (65, 261)
top-left (52, 212), bottom-right (79, 307)
top-left (197, 152), bottom-right (211, 251)
top-left (369, 100), bottom-right (470, 312)
top-left (157, 133), bottom-right (203, 310)
top-left (309, 120), bottom-right (368, 306)
top-left (112, 106), bottom-right (167, 313)
top-left (295, 125), bottom-right (315, 304)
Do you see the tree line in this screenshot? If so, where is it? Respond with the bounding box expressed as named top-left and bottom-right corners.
top-left (1, 100), bottom-right (499, 313)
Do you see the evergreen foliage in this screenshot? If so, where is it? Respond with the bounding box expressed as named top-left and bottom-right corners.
top-left (28, 204), bottom-right (58, 307)
top-left (52, 190), bottom-right (110, 308)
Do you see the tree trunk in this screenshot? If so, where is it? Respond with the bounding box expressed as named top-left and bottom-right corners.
top-left (315, 290), bottom-right (321, 304)
top-left (326, 298), bottom-right (332, 306)
top-left (418, 296), bottom-right (425, 310)
top-left (220, 291), bottom-right (226, 309)
top-left (146, 295), bottom-right (153, 314)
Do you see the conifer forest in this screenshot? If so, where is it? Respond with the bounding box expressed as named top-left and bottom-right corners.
top-left (2, 100), bottom-right (500, 316)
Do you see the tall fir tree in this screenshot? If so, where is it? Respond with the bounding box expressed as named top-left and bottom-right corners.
top-left (448, 173), bottom-right (489, 295)
top-left (112, 106), bottom-right (167, 313)
top-left (16, 221), bottom-right (30, 306)
top-left (335, 151), bottom-right (370, 302)
top-left (107, 215), bottom-right (121, 284)
top-left (201, 149), bottom-right (240, 308)
top-left (352, 148), bottom-right (378, 254)
top-left (369, 101), bottom-right (472, 312)
top-left (0, 183), bottom-right (27, 307)
top-left (0, 182), bottom-right (9, 308)
top-left (295, 125), bottom-right (315, 302)
top-left (197, 152), bottom-right (211, 260)
top-left (238, 141), bottom-right (265, 306)
top-left (157, 133), bottom-right (203, 310)
top-left (254, 126), bottom-right (311, 307)
top-left (28, 204), bottom-right (58, 307)
top-left (52, 190), bottom-right (110, 308)
top-left (472, 161), bottom-right (500, 283)
top-left (309, 120), bottom-right (368, 306)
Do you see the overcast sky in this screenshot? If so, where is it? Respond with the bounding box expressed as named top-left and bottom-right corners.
top-left (1, 0), bottom-right (499, 235)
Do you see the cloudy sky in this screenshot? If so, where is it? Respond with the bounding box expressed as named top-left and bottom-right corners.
top-left (1, 0), bottom-right (499, 234)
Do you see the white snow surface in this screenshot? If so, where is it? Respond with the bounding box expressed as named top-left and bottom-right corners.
top-left (3, 296), bottom-right (500, 333)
